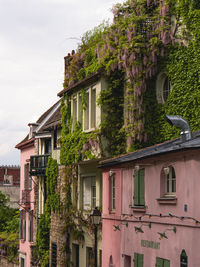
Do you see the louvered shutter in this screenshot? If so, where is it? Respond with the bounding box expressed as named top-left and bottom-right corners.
top-left (134, 171), bottom-right (139, 206)
top-left (139, 169), bottom-right (145, 206)
top-left (28, 211), bottom-right (31, 242)
top-left (138, 254), bottom-right (144, 267)
top-left (156, 258), bottom-right (163, 267)
top-left (23, 211), bottom-right (26, 241)
top-left (164, 260), bottom-right (170, 267)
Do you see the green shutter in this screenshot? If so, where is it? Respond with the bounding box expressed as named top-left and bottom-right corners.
top-left (156, 258), bottom-right (163, 267)
top-left (134, 253), bottom-right (143, 267)
top-left (134, 171), bottom-right (139, 205)
top-left (139, 169), bottom-right (145, 206)
top-left (164, 260), bottom-right (170, 267)
top-left (19, 211), bottom-right (22, 239)
top-left (134, 253), bottom-right (138, 267)
top-left (138, 254), bottom-right (144, 267)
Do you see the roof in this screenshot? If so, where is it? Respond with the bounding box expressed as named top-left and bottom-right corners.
top-left (15, 136), bottom-right (34, 149)
top-left (57, 68), bottom-right (104, 97)
top-left (16, 100), bottom-right (61, 148)
top-left (38, 104), bottom-right (61, 132)
top-left (99, 131), bottom-right (200, 168)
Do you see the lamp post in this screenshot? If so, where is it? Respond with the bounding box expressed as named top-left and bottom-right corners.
top-left (90, 207), bottom-right (101, 267)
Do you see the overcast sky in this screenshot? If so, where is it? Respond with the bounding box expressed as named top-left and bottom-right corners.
top-left (0, 0), bottom-right (125, 166)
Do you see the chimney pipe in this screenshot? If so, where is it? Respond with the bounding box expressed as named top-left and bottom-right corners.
top-left (165, 115), bottom-right (191, 142)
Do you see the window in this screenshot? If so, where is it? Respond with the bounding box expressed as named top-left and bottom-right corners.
top-left (156, 257), bottom-right (170, 267)
top-left (20, 257), bottom-right (25, 267)
top-left (156, 73), bottom-right (171, 104)
top-left (109, 255), bottom-right (114, 267)
top-left (44, 138), bottom-right (51, 154)
top-left (53, 127), bottom-right (57, 149)
top-left (124, 255), bottom-right (131, 267)
top-left (24, 163), bottom-right (32, 190)
top-left (86, 247), bottom-right (94, 267)
top-left (20, 210), bottom-right (26, 241)
top-left (134, 253), bottom-right (143, 267)
top-left (110, 174), bottom-right (116, 211)
top-left (51, 243), bottom-right (57, 267)
top-left (71, 85), bottom-right (97, 132)
top-left (72, 244), bottom-right (79, 267)
top-left (180, 249), bottom-right (187, 267)
top-left (28, 210), bottom-right (34, 242)
top-left (84, 90), bottom-right (90, 130)
top-left (164, 166), bottom-right (176, 196)
top-left (134, 169), bottom-right (145, 206)
top-left (82, 176), bottom-right (96, 210)
top-left (38, 177), bottom-right (45, 214)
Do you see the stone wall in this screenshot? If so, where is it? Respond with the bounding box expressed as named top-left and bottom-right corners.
top-left (49, 165), bottom-right (67, 267)
top-left (0, 185), bottom-right (20, 209)
top-left (0, 257), bottom-right (18, 267)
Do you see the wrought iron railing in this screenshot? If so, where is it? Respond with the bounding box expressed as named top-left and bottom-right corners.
top-left (29, 154), bottom-right (50, 176)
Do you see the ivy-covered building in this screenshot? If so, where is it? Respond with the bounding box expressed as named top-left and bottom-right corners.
top-left (52, 0), bottom-right (200, 266)
top-left (16, 0), bottom-right (200, 266)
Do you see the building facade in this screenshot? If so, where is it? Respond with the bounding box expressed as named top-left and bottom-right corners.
top-left (100, 119), bottom-right (200, 267)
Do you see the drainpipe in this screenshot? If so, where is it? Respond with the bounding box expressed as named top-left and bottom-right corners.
top-left (165, 115), bottom-right (192, 142)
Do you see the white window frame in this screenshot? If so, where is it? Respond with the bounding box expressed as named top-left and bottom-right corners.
top-left (165, 166), bottom-right (176, 196)
top-left (82, 175), bottom-right (96, 210)
top-left (111, 175), bottom-right (116, 211)
top-left (71, 85), bottom-right (97, 132)
top-left (156, 72), bottom-right (171, 104)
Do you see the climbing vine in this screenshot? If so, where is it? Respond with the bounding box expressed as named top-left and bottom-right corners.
top-left (61, 0), bottom-right (200, 154)
top-left (58, 0), bottom-right (200, 264)
top-left (34, 157), bottom-right (59, 267)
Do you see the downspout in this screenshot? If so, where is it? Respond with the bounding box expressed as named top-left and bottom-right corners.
top-left (165, 115), bottom-right (192, 142)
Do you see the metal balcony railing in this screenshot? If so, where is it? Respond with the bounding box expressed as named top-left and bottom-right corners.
top-left (21, 189), bottom-right (31, 207)
top-left (29, 154), bottom-right (50, 176)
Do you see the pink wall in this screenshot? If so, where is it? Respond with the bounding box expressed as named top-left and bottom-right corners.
top-left (19, 144), bottom-right (35, 267)
top-left (102, 150), bottom-right (200, 266)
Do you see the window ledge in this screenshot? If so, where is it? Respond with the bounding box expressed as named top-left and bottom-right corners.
top-left (131, 206), bottom-right (146, 212)
top-left (157, 197), bottom-right (177, 205)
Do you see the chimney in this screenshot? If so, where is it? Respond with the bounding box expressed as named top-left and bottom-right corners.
top-left (165, 115), bottom-right (191, 142)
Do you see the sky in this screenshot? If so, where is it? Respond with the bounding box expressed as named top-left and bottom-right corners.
top-left (0, 0), bottom-right (125, 166)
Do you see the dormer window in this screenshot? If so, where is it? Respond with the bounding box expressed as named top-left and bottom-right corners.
top-left (156, 73), bottom-right (171, 104)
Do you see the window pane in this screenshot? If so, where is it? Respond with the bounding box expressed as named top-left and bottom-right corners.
top-left (73, 96), bottom-right (77, 126)
top-left (84, 91), bottom-right (89, 130)
top-left (78, 93), bottom-right (82, 123)
top-left (163, 77), bottom-right (171, 102)
top-left (91, 88), bottom-right (96, 128)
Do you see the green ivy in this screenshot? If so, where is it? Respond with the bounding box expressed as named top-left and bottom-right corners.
top-left (35, 157), bottom-right (59, 267)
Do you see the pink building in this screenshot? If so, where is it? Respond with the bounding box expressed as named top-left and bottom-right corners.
top-left (16, 135), bottom-right (35, 267)
top-left (100, 117), bottom-right (200, 267)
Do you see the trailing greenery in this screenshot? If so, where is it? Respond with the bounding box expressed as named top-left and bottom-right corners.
top-left (61, 0), bottom-right (200, 155)
top-left (0, 192), bottom-right (19, 263)
top-left (58, 0), bottom-right (200, 264)
top-left (34, 157), bottom-right (59, 267)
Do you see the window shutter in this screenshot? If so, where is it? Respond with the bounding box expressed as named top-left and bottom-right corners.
top-left (138, 254), bottom-right (143, 267)
top-left (134, 253), bottom-right (138, 267)
top-left (28, 211), bottom-right (31, 242)
top-left (156, 258), bottom-right (163, 267)
top-left (23, 211), bottom-right (26, 241)
top-left (31, 210), bottom-right (34, 242)
top-left (19, 210), bottom-right (22, 239)
top-left (134, 171), bottom-right (139, 206)
top-left (164, 260), bottom-right (170, 267)
top-left (139, 169), bottom-right (145, 206)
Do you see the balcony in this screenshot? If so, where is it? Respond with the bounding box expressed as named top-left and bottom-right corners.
top-left (21, 189), bottom-right (31, 207)
top-left (29, 154), bottom-right (50, 176)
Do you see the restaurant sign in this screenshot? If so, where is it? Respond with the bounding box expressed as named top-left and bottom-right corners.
top-left (141, 240), bottom-right (160, 250)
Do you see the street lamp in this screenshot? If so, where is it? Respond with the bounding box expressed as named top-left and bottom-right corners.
top-left (90, 207), bottom-right (101, 267)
